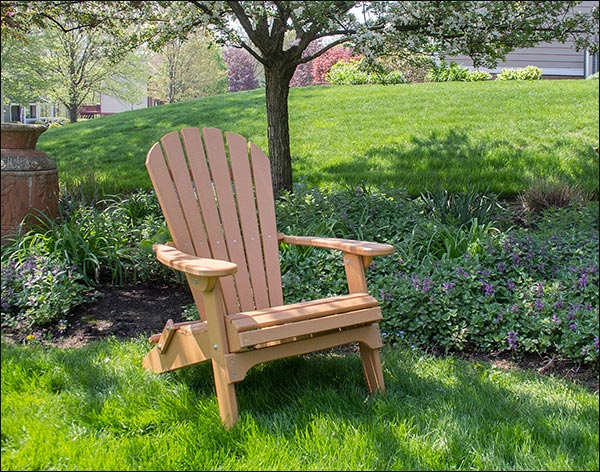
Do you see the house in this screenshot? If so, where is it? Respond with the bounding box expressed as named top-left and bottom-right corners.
top-left (2, 92), bottom-right (161, 123)
top-left (78, 92), bottom-right (162, 119)
top-left (94, 92), bottom-right (162, 116)
top-left (2, 99), bottom-right (63, 124)
top-left (446, 1), bottom-right (599, 78)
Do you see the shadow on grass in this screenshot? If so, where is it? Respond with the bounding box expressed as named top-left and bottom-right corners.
top-left (2, 338), bottom-right (597, 469)
top-left (309, 129), bottom-right (599, 197)
top-left (233, 350), bottom-right (597, 469)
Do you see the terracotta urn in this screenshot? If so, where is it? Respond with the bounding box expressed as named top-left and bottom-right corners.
top-left (1, 123), bottom-right (59, 244)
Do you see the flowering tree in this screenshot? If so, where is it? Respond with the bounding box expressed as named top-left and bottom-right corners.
top-left (289, 39), bottom-right (323, 87)
top-left (222, 47), bottom-right (260, 92)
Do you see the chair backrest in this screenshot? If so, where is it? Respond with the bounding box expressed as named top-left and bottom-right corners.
top-left (146, 127), bottom-right (284, 314)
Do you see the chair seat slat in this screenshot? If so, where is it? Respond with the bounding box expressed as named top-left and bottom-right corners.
top-left (232, 307), bottom-right (383, 349)
top-left (227, 294), bottom-right (378, 332)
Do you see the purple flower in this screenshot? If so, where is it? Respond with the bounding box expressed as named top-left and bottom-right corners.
top-left (506, 280), bottom-right (516, 292)
top-left (567, 304), bottom-right (580, 320)
top-left (379, 289), bottom-right (393, 302)
top-left (577, 273), bottom-right (588, 289)
top-left (507, 331), bottom-right (518, 350)
top-left (410, 274), bottom-right (421, 291)
top-left (442, 282), bottom-right (455, 292)
top-left (552, 314), bottom-right (560, 324)
top-left (534, 299), bottom-right (544, 313)
top-left (534, 283), bottom-right (544, 297)
top-left (511, 253), bottom-right (520, 265)
top-left (581, 347), bottom-right (590, 356)
top-left (456, 267), bottom-right (469, 277)
top-left (553, 300), bottom-right (564, 310)
top-left (481, 281), bottom-right (494, 297)
top-left (422, 277), bottom-right (432, 293)
top-left (569, 323), bottom-right (577, 331)
top-left (594, 337), bottom-right (599, 351)
top-left (496, 262), bottom-right (506, 274)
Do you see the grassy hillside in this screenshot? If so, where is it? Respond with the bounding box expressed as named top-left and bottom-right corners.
top-left (38, 79), bottom-right (599, 198)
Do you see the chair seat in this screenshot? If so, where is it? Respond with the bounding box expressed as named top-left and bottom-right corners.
top-left (226, 293), bottom-right (382, 351)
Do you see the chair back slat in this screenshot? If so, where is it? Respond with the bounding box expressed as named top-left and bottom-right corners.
top-left (226, 132), bottom-right (271, 309)
top-left (146, 139), bottom-right (197, 255)
top-left (146, 127), bottom-right (284, 314)
top-left (159, 131), bottom-right (209, 257)
top-left (180, 128), bottom-right (239, 313)
top-left (201, 128), bottom-right (254, 312)
top-left (250, 143), bottom-right (283, 307)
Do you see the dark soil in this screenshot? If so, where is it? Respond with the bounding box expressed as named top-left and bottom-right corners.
top-left (31, 282), bottom-right (194, 349)
top-left (4, 282), bottom-right (598, 393)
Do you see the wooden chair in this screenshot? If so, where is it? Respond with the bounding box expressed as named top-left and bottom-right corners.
top-left (142, 127), bottom-right (395, 428)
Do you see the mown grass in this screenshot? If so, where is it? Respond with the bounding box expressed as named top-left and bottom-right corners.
top-left (1, 337), bottom-right (598, 471)
top-left (38, 79), bottom-right (599, 198)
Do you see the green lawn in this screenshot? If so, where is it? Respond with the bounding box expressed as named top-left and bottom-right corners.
top-left (38, 79), bottom-right (599, 198)
top-left (1, 338), bottom-right (598, 471)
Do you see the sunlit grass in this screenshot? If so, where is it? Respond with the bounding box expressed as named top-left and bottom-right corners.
top-left (1, 337), bottom-right (598, 471)
top-left (38, 79), bottom-right (599, 198)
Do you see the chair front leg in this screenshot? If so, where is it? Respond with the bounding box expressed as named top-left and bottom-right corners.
top-left (187, 274), bottom-right (239, 428)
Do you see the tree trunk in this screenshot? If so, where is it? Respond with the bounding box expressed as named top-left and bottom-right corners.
top-left (68, 103), bottom-right (78, 123)
top-left (264, 64), bottom-right (294, 198)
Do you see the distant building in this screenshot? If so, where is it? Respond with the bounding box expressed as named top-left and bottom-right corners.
top-left (446, 0), bottom-right (599, 78)
top-left (2, 92), bottom-right (161, 123)
top-left (2, 99), bottom-right (63, 124)
top-left (95, 92), bottom-right (162, 116)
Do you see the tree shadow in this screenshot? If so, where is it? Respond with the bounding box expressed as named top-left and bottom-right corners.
top-left (314, 128), bottom-right (598, 197)
top-left (237, 349), bottom-right (598, 469)
top-left (2, 340), bottom-right (597, 469)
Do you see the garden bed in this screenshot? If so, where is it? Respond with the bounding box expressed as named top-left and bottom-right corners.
top-left (3, 280), bottom-right (597, 393)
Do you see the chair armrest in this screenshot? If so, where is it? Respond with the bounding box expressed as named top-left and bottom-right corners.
top-left (278, 234), bottom-right (395, 257)
top-left (154, 244), bottom-right (238, 277)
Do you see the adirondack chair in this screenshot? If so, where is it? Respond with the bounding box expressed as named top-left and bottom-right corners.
top-left (142, 127), bottom-right (395, 428)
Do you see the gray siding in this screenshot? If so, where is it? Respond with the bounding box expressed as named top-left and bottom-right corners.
top-left (446, 1), bottom-right (599, 77)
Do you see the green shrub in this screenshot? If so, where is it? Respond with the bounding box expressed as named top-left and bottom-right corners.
top-left (425, 62), bottom-right (491, 82)
top-left (1, 255), bottom-right (88, 333)
top-left (276, 186), bottom-right (599, 366)
top-left (326, 58), bottom-right (407, 85)
top-left (2, 184), bottom-right (597, 365)
top-left (497, 65), bottom-right (543, 80)
top-left (0, 190), bottom-right (179, 334)
top-left (466, 70), bottom-right (493, 82)
top-left (376, 51), bottom-right (434, 83)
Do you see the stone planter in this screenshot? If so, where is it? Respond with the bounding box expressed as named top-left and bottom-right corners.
top-left (1, 123), bottom-right (59, 244)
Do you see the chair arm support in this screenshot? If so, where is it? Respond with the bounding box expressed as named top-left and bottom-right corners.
top-left (278, 234), bottom-right (395, 257)
top-left (154, 244), bottom-right (238, 278)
